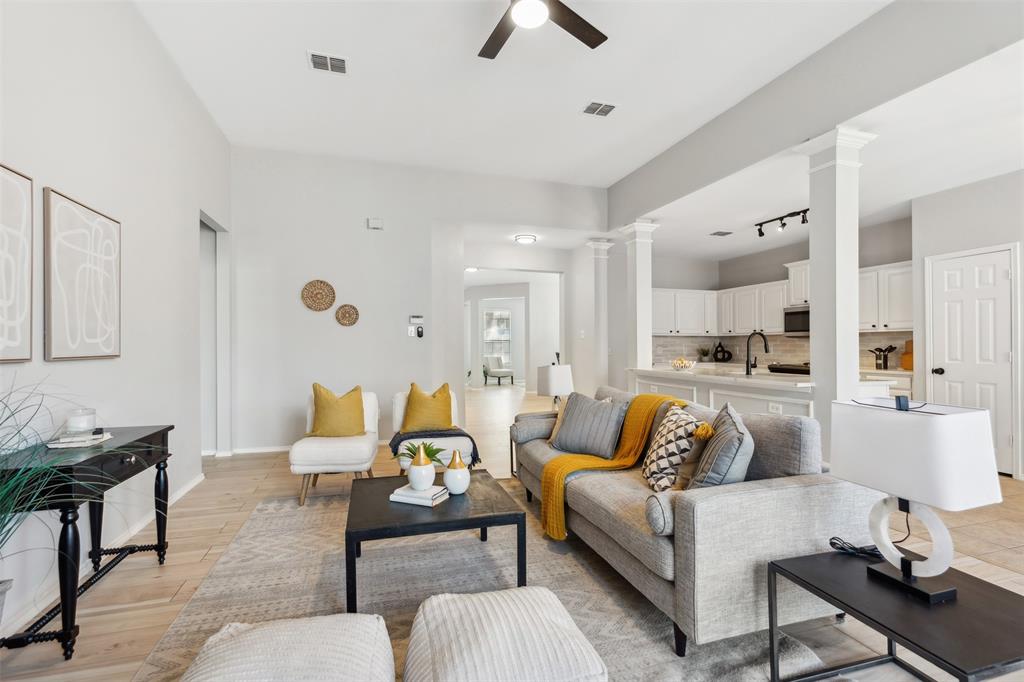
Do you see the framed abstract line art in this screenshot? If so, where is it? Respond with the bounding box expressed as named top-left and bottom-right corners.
top-left (0, 164), bottom-right (34, 363)
top-left (43, 188), bottom-right (121, 360)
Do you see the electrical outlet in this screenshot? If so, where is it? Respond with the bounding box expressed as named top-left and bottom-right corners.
top-left (768, 403), bottom-right (783, 415)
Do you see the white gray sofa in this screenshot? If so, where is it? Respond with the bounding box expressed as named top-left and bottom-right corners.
top-left (510, 386), bottom-right (880, 656)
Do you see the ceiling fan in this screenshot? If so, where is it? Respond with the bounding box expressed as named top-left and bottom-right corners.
top-left (479, 0), bottom-right (607, 59)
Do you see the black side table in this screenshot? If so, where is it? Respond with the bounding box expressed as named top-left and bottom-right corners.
top-left (768, 552), bottom-right (1024, 681)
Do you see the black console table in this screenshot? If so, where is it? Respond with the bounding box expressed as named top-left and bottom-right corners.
top-left (768, 551), bottom-right (1024, 681)
top-left (0, 425), bottom-right (173, 660)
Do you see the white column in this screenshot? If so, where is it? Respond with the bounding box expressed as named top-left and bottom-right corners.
top-left (617, 220), bottom-right (658, 370)
top-left (796, 127), bottom-right (876, 459)
top-left (588, 240), bottom-right (614, 387)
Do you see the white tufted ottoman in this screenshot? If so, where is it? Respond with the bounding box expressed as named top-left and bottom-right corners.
top-left (404, 587), bottom-right (607, 682)
top-left (182, 613), bottom-right (393, 682)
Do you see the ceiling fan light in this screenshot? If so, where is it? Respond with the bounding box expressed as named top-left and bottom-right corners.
top-left (511, 0), bottom-right (549, 29)
top-left (514, 234), bottom-right (538, 244)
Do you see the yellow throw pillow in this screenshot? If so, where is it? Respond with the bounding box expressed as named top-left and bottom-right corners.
top-left (401, 382), bottom-right (453, 433)
top-left (309, 384), bottom-right (365, 437)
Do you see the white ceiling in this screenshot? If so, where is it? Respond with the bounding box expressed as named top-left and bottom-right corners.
top-left (649, 41), bottom-right (1024, 260)
top-left (136, 0), bottom-right (887, 187)
top-left (462, 222), bottom-right (611, 250)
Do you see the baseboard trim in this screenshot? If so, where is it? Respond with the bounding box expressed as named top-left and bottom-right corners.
top-left (201, 449), bottom-right (216, 457)
top-left (0, 472), bottom-right (206, 638)
top-left (231, 446), bottom-right (291, 455)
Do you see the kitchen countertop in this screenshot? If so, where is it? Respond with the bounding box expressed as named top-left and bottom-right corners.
top-left (629, 364), bottom-right (897, 392)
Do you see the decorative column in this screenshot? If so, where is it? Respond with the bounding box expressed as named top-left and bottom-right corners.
top-left (617, 220), bottom-right (658, 370)
top-left (796, 127), bottom-right (876, 459)
top-left (588, 240), bottom-right (614, 387)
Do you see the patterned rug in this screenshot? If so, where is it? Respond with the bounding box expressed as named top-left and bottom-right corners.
top-left (136, 477), bottom-right (822, 681)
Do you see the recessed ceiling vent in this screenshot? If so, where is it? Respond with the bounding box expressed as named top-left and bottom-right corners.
top-left (709, 231), bottom-right (733, 237)
top-left (583, 102), bottom-right (615, 116)
top-left (309, 51), bottom-right (347, 74)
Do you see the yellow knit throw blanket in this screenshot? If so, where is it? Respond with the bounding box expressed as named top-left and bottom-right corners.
top-left (540, 394), bottom-right (680, 541)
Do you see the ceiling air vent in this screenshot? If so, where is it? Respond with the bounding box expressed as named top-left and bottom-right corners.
top-left (583, 102), bottom-right (615, 117)
top-left (709, 231), bottom-right (733, 237)
top-left (309, 51), bottom-right (347, 74)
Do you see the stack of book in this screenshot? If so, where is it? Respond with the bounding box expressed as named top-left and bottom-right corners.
top-left (47, 430), bottom-right (113, 449)
top-left (389, 484), bottom-right (449, 507)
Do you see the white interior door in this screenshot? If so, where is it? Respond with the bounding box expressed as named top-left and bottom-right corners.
top-left (929, 249), bottom-right (1014, 474)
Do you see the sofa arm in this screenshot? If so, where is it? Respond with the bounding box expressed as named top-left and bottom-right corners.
top-left (672, 474), bottom-right (882, 645)
top-left (515, 411), bottom-right (558, 422)
top-left (510, 418), bottom-right (557, 444)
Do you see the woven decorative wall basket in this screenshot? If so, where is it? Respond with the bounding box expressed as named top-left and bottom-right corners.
top-left (335, 304), bottom-right (359, 327)
top-left (301, 280), bottom-right (335, 312)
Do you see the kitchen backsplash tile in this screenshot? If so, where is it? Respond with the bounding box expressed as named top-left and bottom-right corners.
top-left (653, 331), bottom-right (914, 370)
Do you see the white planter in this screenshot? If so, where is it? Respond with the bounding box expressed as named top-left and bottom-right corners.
top-left (444, 467), bottom-right (470, 495)
top-left (407, 463), bottom-right (435, 491)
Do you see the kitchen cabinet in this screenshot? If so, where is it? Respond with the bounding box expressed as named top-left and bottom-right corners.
top-left (732, 286), bottom-right (759, 334)
top-left (652, 289), bottom-right (716, 336)
top-left (758, 281), bottom-right (787, 334)
top-left (785, 260), bottom-right (810, 306)
top-left (859, 270), bottom-right (880, 330)
top-left (879, 264), bottom-right (913, 330)
top-left (718, 291), bottom-right (736, 335)
top-left (860, 262), bottom-right (913, 332)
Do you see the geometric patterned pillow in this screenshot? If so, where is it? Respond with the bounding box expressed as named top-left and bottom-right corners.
top-left (641, 406), bottom-right (701, 492)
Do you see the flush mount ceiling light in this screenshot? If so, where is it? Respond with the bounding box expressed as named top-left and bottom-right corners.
top-left (513, 234), bottom-right (538, 245)
top-left (465, 267), bottom-right (479, 273)
top-left (511, 0), bottom-right (549, 28)
top-left (755, 208), bottom-right (808, 239)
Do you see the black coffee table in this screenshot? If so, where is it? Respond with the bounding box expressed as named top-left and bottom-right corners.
top-left (768, 552), bottom-right (1024, 681)
top-left (344, 469), bottom-right (526, 613)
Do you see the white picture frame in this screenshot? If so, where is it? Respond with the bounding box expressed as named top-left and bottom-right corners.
top-left (43, 187), bottom-right (121, 360)
top-left (0, 164), bottom-right (34, 363)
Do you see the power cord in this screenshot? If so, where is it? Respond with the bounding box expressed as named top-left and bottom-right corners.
top-left (830, 512), bottom-right (911, 560)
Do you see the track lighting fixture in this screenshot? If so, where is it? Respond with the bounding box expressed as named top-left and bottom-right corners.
top-left (754, 208), bottom-right (808, 239)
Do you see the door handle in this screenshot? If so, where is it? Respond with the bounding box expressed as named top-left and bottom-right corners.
top-left (932, 368), bottom-right (945, 375)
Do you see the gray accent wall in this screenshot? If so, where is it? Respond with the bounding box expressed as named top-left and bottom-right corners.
top-left (717, 218), bottom-right (912, 288)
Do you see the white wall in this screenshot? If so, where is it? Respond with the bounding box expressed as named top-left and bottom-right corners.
top-left (0, 1), bottom-right (230, 633)
top-left (199, 225), bottom-right (217, 453)
top-left (230, 148), bottom-right (604, 448)
top-left (652, 252), bottom-right (719, 289)
top-left (910, 170), bottom-right (1024, 399)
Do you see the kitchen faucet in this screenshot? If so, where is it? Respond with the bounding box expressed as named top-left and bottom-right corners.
top-left (746, 331), bottom-right (770, 376)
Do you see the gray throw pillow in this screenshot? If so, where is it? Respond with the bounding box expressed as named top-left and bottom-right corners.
top-left (550, 392), bottom-right (628, 459)
top-left (687, 403), bottom-right (754, 489)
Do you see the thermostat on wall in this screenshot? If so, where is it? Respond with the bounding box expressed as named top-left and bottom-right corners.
top-left (366, 218), bottom-right (384, 230)
top-left (409, 315), bottom-right (424, 324)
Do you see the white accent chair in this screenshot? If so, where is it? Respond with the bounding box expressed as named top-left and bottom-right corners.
top-left (483, 355), bottom-right (514, 385)
top-left (392, 388), bottom-right (472, 468)
top-left (289, 391), bottom-right (379, 505)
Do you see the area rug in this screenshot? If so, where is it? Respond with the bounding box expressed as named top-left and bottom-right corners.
top-left (136, 478), bottom-right (822, 681)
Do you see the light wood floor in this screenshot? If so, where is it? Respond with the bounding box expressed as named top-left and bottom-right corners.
top-left (2, 385), bottom-right (1022, 680)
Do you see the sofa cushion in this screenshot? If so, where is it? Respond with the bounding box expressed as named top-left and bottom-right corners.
top-left (401, 382), bottom-right (454, 433)
top-left (688, 403), bottom-right (754, 489)
top-left (510, 417), bottom-right (557, 445)
top-left (641, 406), bottom-right (701, 492)
top-left (289, 432), bottom-right (378, 474)
top-left (550, 392), bottom-right (628, 459)
top-left (309, 383), bottom-right (366, 437)
top-left (566, 470), bottom-right (675, 580)
top-left (594, 385), bottom-right (635, 404)
top-left (516, 439), bottom-right (564, 478)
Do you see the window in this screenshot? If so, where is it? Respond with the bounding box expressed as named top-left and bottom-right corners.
top-left (483, 310), bottom-right (511, 367)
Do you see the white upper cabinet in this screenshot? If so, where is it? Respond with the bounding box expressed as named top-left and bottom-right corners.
top-left (703, 292), bottom-right (718, 336)
top-left (785, 260), bottom-right (810, 306)
top-left (758, 281), bottom-right (788, 334)
top-left (674, 291), bottom-right (706, 335)
top-left (733, 286), bottom-right (759, 334)
top-left (653, 289), bottom-right (677, 335)
top-left (859, 270), bottom-right (880, 330)
top-left (718, 291), bottom-right (736, 335)
top-left (878, 263), bottom-right (913, 330)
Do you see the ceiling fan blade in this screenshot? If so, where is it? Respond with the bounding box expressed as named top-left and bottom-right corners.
top-left (548, 0), bottom-right (607, 49)
top-left (478, 7), bottom-right (516, 59)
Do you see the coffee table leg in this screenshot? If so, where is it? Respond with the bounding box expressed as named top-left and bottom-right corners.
top-left (480, 526), bottom-right (488, 542)
top-left (768, 565), bottom-right (780, 682)
top-left (516, 518), bottom-right (526, 587)
top-left (345, 534), bottom-right (358, 613)
top-left (356, 541), bottom-right (361, 558)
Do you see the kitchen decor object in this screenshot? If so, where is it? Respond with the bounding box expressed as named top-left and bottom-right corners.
top-left (901, 339), bottom-right (914, 371)
top-left (671, 357), bottom-right (695, 371)
top-left (712, 342), bottom-right (733, 363)
top-left (301, 280), bottom-right (335, 311)
top-left (65, 408), bottom-right (96, 434)
top-left (407, 443), bottom-right (435, 491)
top-left (443, 449), bottom-right (471, 495)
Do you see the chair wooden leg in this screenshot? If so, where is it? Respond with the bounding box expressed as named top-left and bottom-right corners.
top-left (354, 471), bottom-right (363, 479)
top-left (526, 489), bottom-right (533, 502)
top-left (366, 468), bottom-right (375, 478)
top-left (298, 474), bottom-right (312, 506)
top-left (311, 474), bottom-right (319, 488)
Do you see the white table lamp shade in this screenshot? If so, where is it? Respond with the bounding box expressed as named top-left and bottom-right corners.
top-left (537, 364), bottom-right (574, 397)
top-left (831, 399), bottom-right (1002, 512)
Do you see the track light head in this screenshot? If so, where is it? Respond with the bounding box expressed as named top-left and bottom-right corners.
top-left (801, 211), bottom-right (809, 224)
top-left (757, 226), bottom-right (765, 238)
top-left (778, 220), bottom-right (786, 232)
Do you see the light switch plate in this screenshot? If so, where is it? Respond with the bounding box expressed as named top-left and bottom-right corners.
top-left (407, 326), bottom-right (416, 337)
top-left (367, 218), bottom-right (384, 230)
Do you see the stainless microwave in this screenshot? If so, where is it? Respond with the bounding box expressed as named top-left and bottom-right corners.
top-left (784, 305), bottom-right (810, 337)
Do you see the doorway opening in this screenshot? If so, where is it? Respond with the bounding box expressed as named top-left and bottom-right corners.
top-left (199, 213), bottom-right (232, 457)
